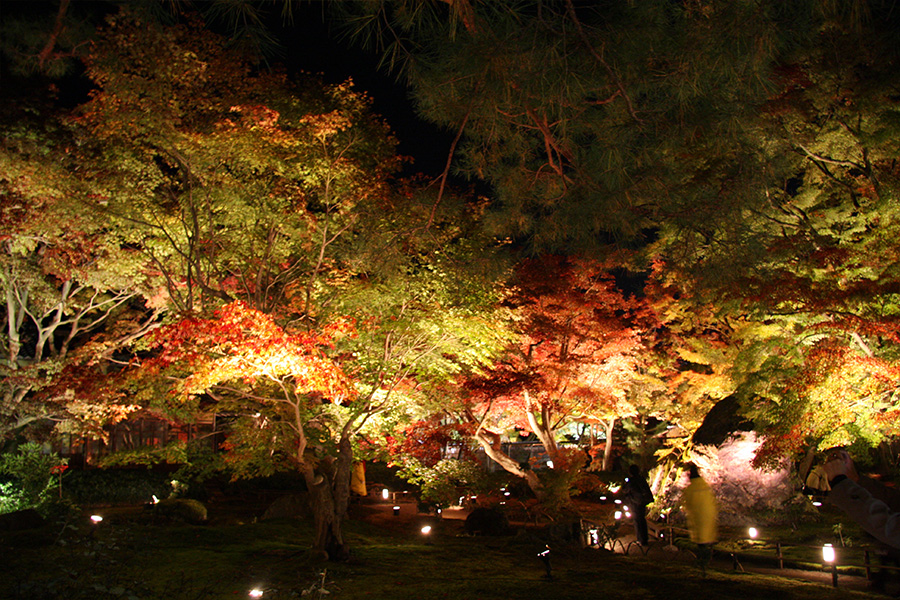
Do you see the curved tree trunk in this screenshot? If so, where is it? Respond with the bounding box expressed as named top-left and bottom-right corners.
top-left (474, 428), bottom-right (544, 498)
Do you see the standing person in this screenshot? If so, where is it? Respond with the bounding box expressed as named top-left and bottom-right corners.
top-left (681, 463), bottom-right (718, 574)
top-left (823, 448), bottom-right (900, 591)
top-left (824, 449), bottom-right (900, 550)
top-left (623, 464), bottom-right (654, 546)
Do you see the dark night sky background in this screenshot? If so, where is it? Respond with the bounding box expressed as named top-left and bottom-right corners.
top-left (271, 7), bottom-right (455, 178)
top-left (1, 1), bottom-right (453, 178)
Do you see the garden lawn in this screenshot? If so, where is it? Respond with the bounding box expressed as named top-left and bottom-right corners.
top-left (0, 502), bottom-right (877, 600)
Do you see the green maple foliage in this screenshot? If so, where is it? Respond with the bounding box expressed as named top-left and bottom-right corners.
top-left (641, 3), bottom-right (900, 464)
top-left (0, 100), bottom-right (161, 440)
top-left (68, 11), bottom-right (401, 318)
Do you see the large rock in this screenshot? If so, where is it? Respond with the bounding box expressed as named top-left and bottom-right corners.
top-left (0, 508), bottom-right (45, 531)
top-left (262, 493), bottom-right (311, 521)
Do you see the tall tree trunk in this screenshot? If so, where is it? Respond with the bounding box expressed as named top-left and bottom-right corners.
top-left (303, 435), bottom-right (355, 561)
top-left (602, 418), bottom-right (616, 472)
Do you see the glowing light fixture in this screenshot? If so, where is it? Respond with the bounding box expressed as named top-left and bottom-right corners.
top-left (151, 495), bottom-right (159, 504)
top-left (614, 510), bottom-right (622, 520)
top-left (393, 506), bottom-right (400, 516)
top-left (249, 589), bottom-right (264, 598)
top-left (546, 460), bottom-right (554, 469)
top-left (382, 488), bottom-right (389, 500)
top-left (748, 527), bottom-right (759, 539)
top-left (822, 543), bottom-right (835, 563)
top-left (90, 515), bottom-right (103, 523)
top-left (421, 525), bottom-right (432, 535)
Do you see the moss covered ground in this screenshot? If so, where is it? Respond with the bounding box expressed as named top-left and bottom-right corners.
top-left (0, 495), bottom-right (887, 600)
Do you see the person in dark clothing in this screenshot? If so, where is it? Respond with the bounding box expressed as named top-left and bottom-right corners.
top-left (623, 464), bottom-right (654, 546)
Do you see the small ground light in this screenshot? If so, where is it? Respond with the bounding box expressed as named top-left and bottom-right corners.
top-left (382, 488), bottom-right (389, 500)
top-left (421, 525), bottom-right (432, 535)
top-left (249, 589), bottom-right (264, 598)
top-left (823, 544), bottom-right (838, 587)
top-left (393, 506), bottom-right (400, 516)
top-left (748, 527), bottom-right (759, 539)
top-left (90, 515), bottom-right (103, 523)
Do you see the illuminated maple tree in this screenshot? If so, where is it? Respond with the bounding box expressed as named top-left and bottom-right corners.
top-left (136, 301), bottom-right (359, 556)
top-left (0, 103), bottom-right (162, 440)
top-left (448, 255), bottom-right (663, 503)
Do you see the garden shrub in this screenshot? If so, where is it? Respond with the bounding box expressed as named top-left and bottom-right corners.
top-left (0, 442), bottom-right (67, 516)
top-left (65, 468), bottom-right (172, 505)
top-left (464, 506), bottom-right (511, 536)
top-left (154, 498), bottom-right (208, 524)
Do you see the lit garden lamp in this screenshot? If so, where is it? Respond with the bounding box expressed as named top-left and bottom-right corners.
top-left (588, 528), bottom-right (600, 547)
top-left (822, 544), bottom-right (838, 587)
top-left (89, 514), bottom-right (103, 540)
top-left (421, 525), bottom-right (433, 545)
top-left (748, 527), bottom-right (759, 542)
top-left (249, 588), bottom-right (264, 598)
top-left (393, 505), bottom-right (401, 516)
top-left (614, 510), bottom-right (622, 520)
top-left (382, 488), bottom-right (390, 501)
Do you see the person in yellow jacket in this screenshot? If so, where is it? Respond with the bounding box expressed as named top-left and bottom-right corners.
top-left (681, 463), bottom-right (718, 573)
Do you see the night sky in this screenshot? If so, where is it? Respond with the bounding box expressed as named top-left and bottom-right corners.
top-left (268, 5), bottom-right (454, 178)
top-left (1, 1), bottom-right (453, 177)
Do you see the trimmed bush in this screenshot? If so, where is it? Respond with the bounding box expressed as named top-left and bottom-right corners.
top-left (154, 498), bottom-right (208, 524)
top-left (65, 468), bottom-right (172, 505)
top-left (464, 507), bottom-right (511, 536)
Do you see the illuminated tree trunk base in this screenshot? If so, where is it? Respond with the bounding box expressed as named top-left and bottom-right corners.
top-left (304, 435), bottom-right (354, 561)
